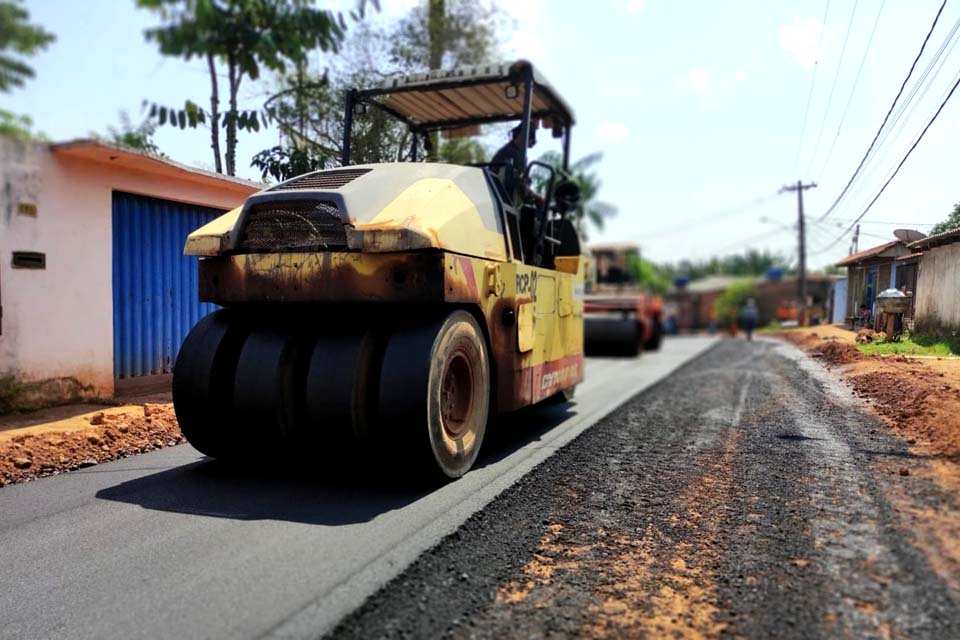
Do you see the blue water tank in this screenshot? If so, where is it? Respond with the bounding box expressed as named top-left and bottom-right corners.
top-left (765, 268), bottom-right (784, 281)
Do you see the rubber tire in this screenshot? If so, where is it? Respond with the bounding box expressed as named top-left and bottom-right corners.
top-left (172, 310), bottom-right (247, 458)
top-left (379, 310), bottom-right (490, 479)
top-left (585, 317), bottom-right (641, 357)
top-left (233, 330), bottom-right (299, 439)
top-left (305, 330), bottom-right (381, 441)
top-left (644, 318), bottom-right (663, 351)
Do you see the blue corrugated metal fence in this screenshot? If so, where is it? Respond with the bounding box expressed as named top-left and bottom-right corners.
top-left (112, 192), bottom-right (222, 378)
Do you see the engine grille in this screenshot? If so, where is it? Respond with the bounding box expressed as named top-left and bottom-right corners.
top-left (237, 201), bottom-right (347, 253)
top-left (268, 168), bottom-right (372, 192)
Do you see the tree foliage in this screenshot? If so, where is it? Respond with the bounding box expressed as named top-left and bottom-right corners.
top-left (389, 0), bottom-right (500, 70)
top-left (713, 280), bottom-right (755, 326)
top-left (0, 108), bottom-right (45, 140)
top-left (98, 111), bottom-right (164, 155)
top-left (930, 202), bottom-right (960, 235)
top-left (0, 0), bottom-right (55, 93)
top-left (667, 249), bottom-right (791, 281)
top-left (138, 0), bottom-right (366, 175)
top-left (254, 0), bottom-right (501, 179)
top-left (627, 255), bottom-right (672, 295)
top-left (535, 150), bottom-right (617, 236)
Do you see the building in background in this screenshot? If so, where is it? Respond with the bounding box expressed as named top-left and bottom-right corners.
top-left (0, 136), bottom-right (258, 402)
top-left (907, 229), bottom-right (960, 337)
top-left (835, 240), bottom-right (911, 328)
top-left (666, 273), bottom-right (836, 330)
top-left (589, 242), bottom-right (638, 285)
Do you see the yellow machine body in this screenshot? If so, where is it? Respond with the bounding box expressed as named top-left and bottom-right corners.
top-left (186, 163), bottom-right (586, 413)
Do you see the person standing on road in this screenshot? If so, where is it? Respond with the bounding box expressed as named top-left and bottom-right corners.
top-left (740, 298), bottom-right (759, 341)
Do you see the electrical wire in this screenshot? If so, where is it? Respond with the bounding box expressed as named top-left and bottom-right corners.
top-left (823, 218), bottom-right (938, 226)
top-left (806, 0), bottom-right (860, 176)
top-left (843, 12), bottom-right (960, 204)
top-left (877, 14), bottom-right (960, 146)
top-left (793, 0), bottom-right (832, 176)
top-left (818, 67), bottom-right (960, 252)
top-left (817, 0), bottom-right (887, 178)
top-left (842, 11), bottom-right (960, 209)
top-left (641, 192), bottom-right (780, 240)
top-left (710, 227), bottom-right (792, 257)
top-left (818, 0), bottom-right (948, 221)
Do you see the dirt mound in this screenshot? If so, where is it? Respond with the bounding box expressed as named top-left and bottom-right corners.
top-left (774, 326), bottom-right (960, 468)
top-left (815, 341), bottom-right (864, 366)
top-left (0, 403), bottom-right (183, 486)
top-left (849, 372), bottom-right (929, 423)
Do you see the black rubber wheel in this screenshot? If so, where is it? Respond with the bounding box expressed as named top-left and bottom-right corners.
top-left (233, 330), bottom-right (299, 439)
top-left (305, 330), bottom-right (381, 441)
top-left (585, 316), bottom-right (641, 357)
top-left (644, 318), bottom-right (663, 351)
top-left (172, 310), bottom-right (247, 458)
top-left (379, 310), bottom-right (490, 479)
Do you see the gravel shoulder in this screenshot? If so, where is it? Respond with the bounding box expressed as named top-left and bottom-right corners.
top-left (331, 338), bottom-right (960, 639)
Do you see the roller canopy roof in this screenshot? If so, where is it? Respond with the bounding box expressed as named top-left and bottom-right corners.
top-left (356, 60), bottom-right (575, 131)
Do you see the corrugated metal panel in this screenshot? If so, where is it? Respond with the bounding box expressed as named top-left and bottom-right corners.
top-left (112, 192), bottom-right (222, 378)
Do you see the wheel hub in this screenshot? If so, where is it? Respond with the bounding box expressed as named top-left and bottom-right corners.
top-left (440, 351), bottom-right (473, 438)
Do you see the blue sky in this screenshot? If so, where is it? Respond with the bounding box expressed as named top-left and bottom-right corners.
top-left (10, 0), bottom-right (960, 269)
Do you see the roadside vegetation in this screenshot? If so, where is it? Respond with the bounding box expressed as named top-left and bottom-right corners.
top-left (857, 334), bottom-right (960, 357)
top-left (713, 280), bottom-right (755, 327)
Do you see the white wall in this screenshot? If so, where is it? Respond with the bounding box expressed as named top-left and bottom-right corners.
top-left (0, 137), bottom-right (252, 396)
top-left (915, 243), bottom-right (960, 335)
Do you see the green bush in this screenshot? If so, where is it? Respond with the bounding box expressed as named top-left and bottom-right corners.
top-left (713, 280), bottom-right (755, 326)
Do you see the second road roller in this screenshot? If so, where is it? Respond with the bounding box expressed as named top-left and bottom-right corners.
top-left (173, 61), bottom-right (598, 479)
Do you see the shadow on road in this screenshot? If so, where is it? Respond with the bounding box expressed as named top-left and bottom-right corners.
top-left (95, 400), bottom-right (577, 526)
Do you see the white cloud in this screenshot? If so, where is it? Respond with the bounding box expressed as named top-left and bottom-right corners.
top-left (734, 69), bottom-right (747, 83)
top-left (779, 17), bottom-right (834, 70)
top-left (504, 0), bottom-right (544, 24)
top-left (507, 30), bottom-right (545, 60)
top-left (595, 121), bottom-right (630, 142)
top-left (503, 0), bottom-right (546, 60)
top-left (625, 0), bottom-right (647, 13)
top-left (687, 67), bottom-right (710, 92)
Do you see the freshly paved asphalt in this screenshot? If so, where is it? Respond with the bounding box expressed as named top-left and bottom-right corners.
top-left (0, 336), bottom-right (716, 640)
top-left (332, 338), bottom-right (960, 639)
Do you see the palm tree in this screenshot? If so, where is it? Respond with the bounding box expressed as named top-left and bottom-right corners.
top-left (535, 150), bottom-right (617, 236)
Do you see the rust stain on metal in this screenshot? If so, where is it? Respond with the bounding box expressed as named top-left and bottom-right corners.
top-left (198, 252), bottom-right (446, 304)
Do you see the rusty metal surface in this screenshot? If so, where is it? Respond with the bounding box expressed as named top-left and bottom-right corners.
top-left (198, 246), bottom-right (587, 415)
top-left (199, 252), bottom-right (446, 304)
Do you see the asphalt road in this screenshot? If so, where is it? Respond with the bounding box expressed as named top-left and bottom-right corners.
top-left (0, 336), bottom-right (716, 640)
top-left (333, 338), bottom-right (960, 639)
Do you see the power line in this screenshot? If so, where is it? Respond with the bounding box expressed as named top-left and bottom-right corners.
top-left (806, 0), bottom-right (860, 176)
top-left (818, 0), bottom-right (887, 178)
top-left (641, 192), bottom-right (779, 240)
top-left (710, 227), bottom-right (790, 257)
top-left (820, 218), bottom-right (938, 226)
top-left (793, 0), bottom-right (832, 176)
top-left (819, 68), bottom-right (960, 252)
top-left (845, 12), bottom-right (960, 201)
top-left (818, 0), bottom-right (948, 222)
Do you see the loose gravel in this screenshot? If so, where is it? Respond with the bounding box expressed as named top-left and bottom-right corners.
top-left (329, 339), bottom-right (960, 639)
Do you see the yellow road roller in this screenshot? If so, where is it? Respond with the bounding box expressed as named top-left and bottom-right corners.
top-left (174, 61), bottom-right (587, 478)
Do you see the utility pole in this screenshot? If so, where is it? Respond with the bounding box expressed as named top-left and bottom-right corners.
top-left (849, 224), bottom-right (860, 255)
top-left (780, 181), bottom-right (817, 325)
